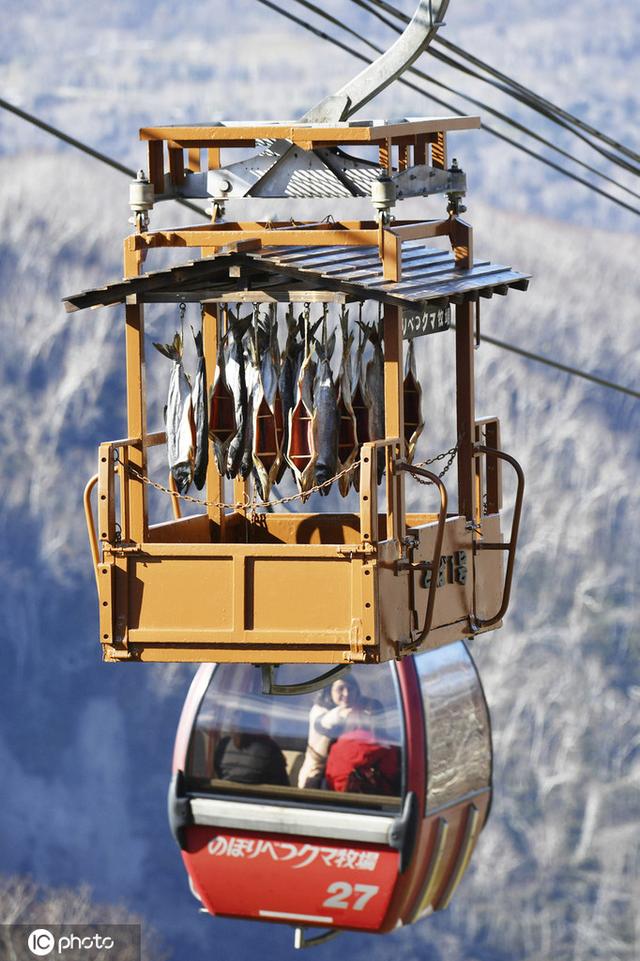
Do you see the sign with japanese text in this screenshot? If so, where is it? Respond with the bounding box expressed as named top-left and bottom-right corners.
top-left (183, 827), bottom-right (399, 931)
top-left (402, 304), bottom-right (451, 339)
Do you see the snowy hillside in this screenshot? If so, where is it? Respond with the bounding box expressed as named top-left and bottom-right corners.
top-left (1, 1), bottom-right (639, 959)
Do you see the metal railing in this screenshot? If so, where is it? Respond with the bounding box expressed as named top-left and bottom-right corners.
top-left (472, 444), bottom-right (525, 630)
top-left (395, 461), bottom-right (448, 651)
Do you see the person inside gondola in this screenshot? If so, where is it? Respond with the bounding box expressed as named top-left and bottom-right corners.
top-left (214, 710), bottom-right (289, 786)
top-left (297, 675), bottom-right (382, 789)
top-left (325, 711), bottom-right (401, 796)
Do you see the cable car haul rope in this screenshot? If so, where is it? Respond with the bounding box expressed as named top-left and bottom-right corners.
top-left (64, 0), bottom-right (542, 945)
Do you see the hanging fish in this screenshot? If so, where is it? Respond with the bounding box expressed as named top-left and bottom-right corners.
top-left (363, 319), bottom-right (386, 484)
top-left (313, 313), bottom-right (339, 495)
top-left (351, 311), bottom-right (372, 493)
top-left (240, 307), bottom-right (269, 483)
top-left (336, 305), bottom-right (359, 498)
top-left (287, 308), bottom-right (318, 496)
top-left (276, 305), bottom-right (304, 484)
top-left (208, 307), bottom-right (238, 475)
top-left (403, 338), bottom-right (424, 463)
top-left (225, 309), bottom-right (251, 480)
top-left (153, 332), bottom-right (195, 495)
top-left (251, 305), bottom-right (285, 501)
top-left (191, 326), bottom-right (209, 490)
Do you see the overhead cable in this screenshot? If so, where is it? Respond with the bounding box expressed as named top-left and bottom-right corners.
top-left (479, 332), bottom-right (640, 401)
top-left (351, 0), bottom-right (640, 173)
top-left (436, 36), bottom-right (640, 167)
top-left (260, 0), bottom-right (640, 217)
top-left (0, 96), bottom-right (207, 219)
top-left (289, 0), bottom-right (640, 201)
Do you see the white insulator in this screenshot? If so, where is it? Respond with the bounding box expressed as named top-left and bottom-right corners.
top-left (371, 176), bottom-right (396, 216)
top-left (129, 170), bottom-right (154, 212)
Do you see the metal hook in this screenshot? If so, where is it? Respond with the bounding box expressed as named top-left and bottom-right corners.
top-left (260, 663), bottom-right (351, 697)
top-left (302, 0), bottom-right (449, 122)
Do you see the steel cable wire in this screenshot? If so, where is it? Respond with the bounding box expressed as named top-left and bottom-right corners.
top-left (0, 96), bottom-right (208, 219)
top-left (256, 0), bottom-right (640, 216)
top-left (349, 0), bottom-right (640, 171)
top-left (289, 0), bottom-right (640, 200)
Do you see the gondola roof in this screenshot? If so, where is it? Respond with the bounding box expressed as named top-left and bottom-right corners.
top-left (63, 238), bottom-right (529, 313)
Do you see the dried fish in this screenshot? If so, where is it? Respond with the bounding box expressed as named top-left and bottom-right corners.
top-left (336, 305), bottom-right (359, 497)
top-left (364, 320), bottom-right (386, 484)
top-left (208, 308), bottom-right (238, 475)
top-left (287, 308), bottom-right (318, 496)
top-left (191, 326), bottom-right (209, 490)
top-left (351, 315), bottom-right (372, 493)
top-left (403, 338), bottom-right (424, 462)
top-left (225, 310), bottom-right (250, 479)
top-left (252, 306), bottom-right (285, 501)
top-left (276, 305), bottom-right (304, 484)
top-left (153, 332), bottom-right (195, 495)
top-left (313, 316), bottom-right (339, 495)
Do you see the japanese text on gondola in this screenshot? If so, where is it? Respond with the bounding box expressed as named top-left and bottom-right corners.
top-left (208, 836), bottom-right (379, 870)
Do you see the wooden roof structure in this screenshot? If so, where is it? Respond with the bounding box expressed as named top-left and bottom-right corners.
top-left (64, 239), bottom-right (529, 313)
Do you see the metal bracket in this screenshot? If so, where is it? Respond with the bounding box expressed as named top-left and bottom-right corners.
top-left (393, 163), bottom-right (466, 200)
top-left (303, 0), bottom-right (450, 122)
top-left (294, 928), bottom-right (341, 950)
top-left (260, 664), bottom-right (352, 697)
top-left (389, 791), bottom-right (419, 873)
top-left (167, 770), bottom-right (192, 851)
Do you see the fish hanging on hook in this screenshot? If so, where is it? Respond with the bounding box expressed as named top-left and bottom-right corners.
top-left (153, 330), bottom-right (195, 495)
top-left (313, 306), bottom-right (339, 495)
top-left (287, 305), bottom-right (318, 497)
top-left (208, 306), bottom-right (238, 475)
top-left (403, 338), bottom-right (424, 462)
top-left (351, 305), bottom-right (373, 493)
top-left (336, 304), bottom-right (359, 497)
top-left (225, 308), bottom-right (252, 480)
top-left (191, 322), bottom-right (209, 490)
top-left (251, 304), bottom-right (285, 501)
top-left (362, 312), bottom-right (386, 485)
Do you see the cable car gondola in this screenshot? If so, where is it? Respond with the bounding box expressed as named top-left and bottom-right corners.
top-left (169, 643), bottom-right (491, 945)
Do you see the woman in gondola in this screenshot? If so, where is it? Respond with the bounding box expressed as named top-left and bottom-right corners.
top-left (297, 675), bottom-right (381, 789)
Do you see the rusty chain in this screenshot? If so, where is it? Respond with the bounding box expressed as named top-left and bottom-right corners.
top-left (125, 459), bottom-right (360, 513)
top-left (412, 444), bottom-right (458, 483)
top-left (124, 443), bottom-right (458, 509)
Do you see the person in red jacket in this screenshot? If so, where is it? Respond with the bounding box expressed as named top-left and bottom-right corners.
top-left (325, 707), bottom-right (401, 796)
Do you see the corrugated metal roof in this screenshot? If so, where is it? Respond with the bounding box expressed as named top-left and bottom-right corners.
top-left (63, 240), bottom-right (529, 313)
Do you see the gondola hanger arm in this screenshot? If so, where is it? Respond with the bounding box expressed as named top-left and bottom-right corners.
top-left (301, 0), bottom-right (450, 123)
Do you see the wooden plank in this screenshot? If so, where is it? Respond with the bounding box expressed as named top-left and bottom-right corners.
top-left (207, 147), bottom-right (221, 170)
top-left (124, 303), bottom-right (148, 543)
top-left (431, 131), bottom-right (447, 169)
top-left (383, 306), bottom-right (405, 543)
top-left (456, 303), bottom-right (476, 521)
top-left (187, 147), bottom-right (201, 172)
top-left (379, 139), bottom-right (392, 173)
top-left (382, 230), bottom-right (402, 282)
top-left (147, 140), bottom-right (164, 196)
top-left (203, 304), bottom-right (223, 528)
top-left (449, 217), bottom-right (473, 269)
top-left (168, 146), bottom-right (185, 186)
top-left (390, 220), bottom-right (451, 242)
top-left (414, 133), bottom-right (428, 166)
top-left (135, 228), bottom-right (381, 249)
top-left (139, 117), bottom-right (481, 145)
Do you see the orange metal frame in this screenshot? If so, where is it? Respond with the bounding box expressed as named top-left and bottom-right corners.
top-left (82, 119), bottom-right (523, 664)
